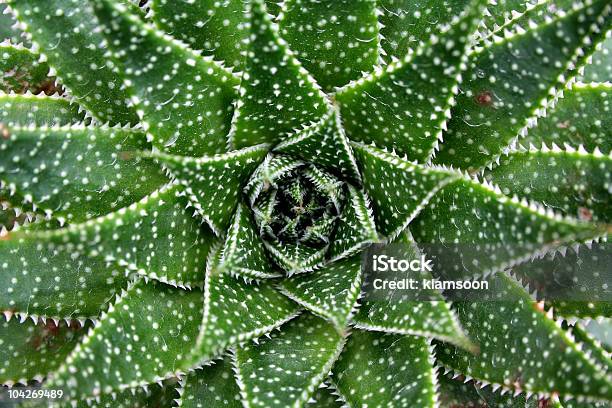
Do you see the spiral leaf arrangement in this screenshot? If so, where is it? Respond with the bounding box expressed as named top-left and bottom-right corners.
top-left (0, 0), bottom-right (611, 407)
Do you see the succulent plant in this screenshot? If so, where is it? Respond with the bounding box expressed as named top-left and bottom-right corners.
top-left (0, 0), bottom-right (611, 407)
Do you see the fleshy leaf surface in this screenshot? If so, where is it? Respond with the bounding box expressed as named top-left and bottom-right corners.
top-left (0, 3), bottom-right (26, 45)
top-left (191, 248), bottom-right (300, 364)
top-left (151, 0), bottom-right (248, 70)
top-left (437, 373), bottom-right (556, 408)
top-left (93, 0), bottom-right (238, 157)
top-left (332, 330), bottom-right (437, 408)
top-left (179, 355), bottom-right (242, 408)
top-left (229, 0), bottom-right (328, 149)
top-left (219, 203), bottom-right (281, 280)
top-left (513, 240), bottom-right (612, 319)
top-left (0, 124), bottom-right (167, 223)
top-left (0, 228), bottom-right (127, 319)
top-left (481, 0), bottom-right (540, 31)
top-left (580, 34), bottom-right (611, 82)
top-left (73, 381), bottom-right (180, 408)
top-left (519, 83), bottom-right (612, 154)
top-left (274, 108), bottom-right (361, 183)
top-left (569, 323), bottom-right (612, 372)
top-left (277, 0), bottom-right (380, 91)
top-left (351, 142), bottom-right (460, 239)
top-left (411, 177), bottom-right (604, 279)
top-left (244, 154), bottom-right (304, 206)
top-left (151, 144), bottom-right (268, 235)
top-left (436, 273), bottom-right (612, 400)
top-left (337, 0), bottom-right (482, 163)
top-left (75, 184), bottom-right (214, 288)
top-left (477, 0), bottom-right (575, 42)
top-left (328, 185), bottom-right (378, 262)
top-left (47, 280), bottom-right (203, 400)
top-left (0, 318), bottom-right (89, 386)
top-left (280, 254), bottom-right (362, 329)
top-left (0, 185), bottom-right (213, 319)
top-left (0, 93), bottom-right (85, 127)
top-left (486, 145), bottom-right (612, 223)
top-left (306, 386), bottom-right (343, 408)
top-left (234, 313), bottom-right (345, 408)
top-left (435, 0), bottom-right (611, 170)
top-left (263, 241), bottom-right (328, 275)
top-left (378, 0), bottom-right (471, 63)
top-left (7, 0), bottom-right (138, 125)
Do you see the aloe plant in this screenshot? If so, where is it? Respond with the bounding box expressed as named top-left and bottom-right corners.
top-left (0, 0), bottom-right (611, 406)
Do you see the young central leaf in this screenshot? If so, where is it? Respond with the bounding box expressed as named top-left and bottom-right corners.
top-left (246, 155), bottom-right (348, 274)
top-left (251, 159), bottom-right (345, 247)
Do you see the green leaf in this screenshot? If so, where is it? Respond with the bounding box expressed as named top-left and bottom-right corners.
top-left (228, 0), bottom-right (329, 149)
top-left (73, 381), bottom-right (180, 408)
top-left (436, 273), bottom-right (612, 401)
top-left (303, 166), bottom-right (345, 211)
top-left (190, 247), bottom-right (300, 364)
top-left (437, 373), bottom-right (487, 408)
top-left (0, 185), bottom-right (213, 319)
top-left (280, 254), bottom-right (362, 329)
top-left (178, 355), bottom-right (242, 408)
top-left (512, 240), bottom-right (612, 319)
top-left (0, 3), bottom-right (27, 45)
top-left (300, 213), bottom-right (337, 247)
top-left (78, 184), bottom-right (214, 288)
top-left (336, 0), bottom-right (483, 163)
top-left (478, 0), bottom-right (575, 43)
top-left (0, 124), bottom-right (167, 223)
top-left (0, 42), bottom-right (51, 94)
top-left (328, 185), bottom-right (378, 262)
top-left (0, 93), bottom-right (85, 127)
top-left (411, 177), bottom-right (605, 279)
top-left (93, 0), bottom-right (239, 157)
top-left (0, 226), bottom-right (128, 320)
top-left (437, 373), bottom-right (554, 408)
top-left (561, 399), bottom-right (611, 408)
top-left (274, 108), bottom-right (361, 184)
top-left (351, 142), bottom-right (460, 239)
top-left (568, 323), bottom-right (612, 372)
top-left (277, 0), bottom-right (381, 91)
top-left (486, 145), bottom-right (612, 223)
top-left (150, 0), bottom-right (248, 70)
top-left (306, 386), bottom-right (343, 408)
top-left (583, 318), bottom-right (612, 351)
top-left (244, 154), bottom-right (304, 206)
top-left (581, 34), bottom-right (611, 82)
top-left (332, 330), bottom-right (437, 408)
top-left (150, 144), bottom-right (268, 235)
top-left (378, 0), bottom-right (472, 63)
top-left (0, 317), bottom-right (89, 386)
top-left (7, 0), bottom-right (138, 125)
top-left (352, 230), bottom-right (473, 349)
top-left (47, 279), bottom-right (203, 400)
top-left (519, 83), bottom-right (612, 154)
top-left (434, 0), bottom-right (611, 171)
top-left (263, 241), bottom-right (328, 275)
top-left (481, 0), bottom-right (541, 32)
top-left (218, 203), bottom-right (282, 280)
top-left (233, 313), bottom-right (345, 408)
